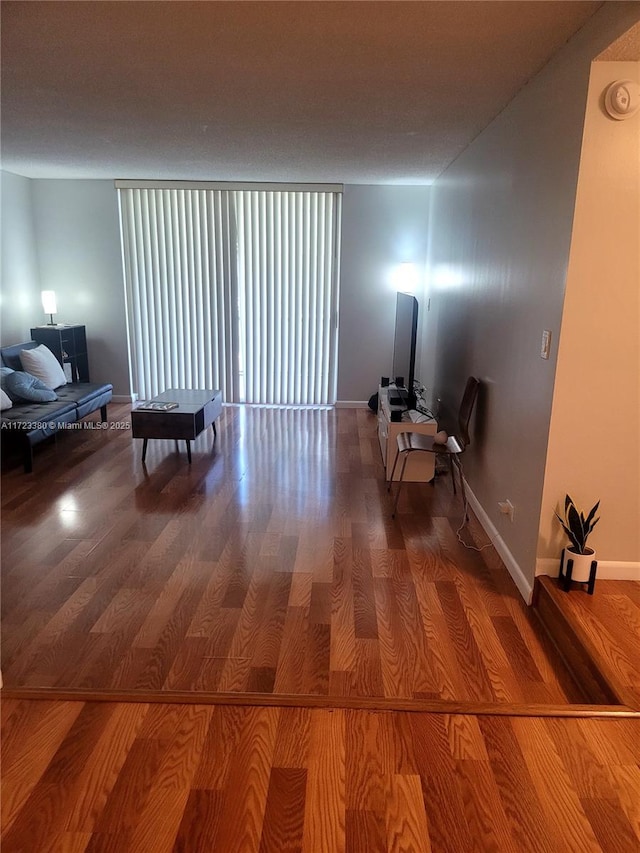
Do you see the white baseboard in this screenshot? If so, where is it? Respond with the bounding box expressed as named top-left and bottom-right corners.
top-left (335, 400), bottom-right (370, 409)
top-left (536, 557), bottom-right (640, 581)
top-left (463, 480), bottom-right (534, 604)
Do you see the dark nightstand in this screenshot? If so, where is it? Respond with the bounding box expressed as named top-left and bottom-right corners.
top-left (30, 324), bottom-right (90, 382)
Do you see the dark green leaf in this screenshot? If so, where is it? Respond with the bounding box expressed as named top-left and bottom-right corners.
top-left (584, 501), bottom-right (600, 531)
top-left (567, 504), bottom-right (584, 548)
top-left (556, 495), bottom-right (600, 553)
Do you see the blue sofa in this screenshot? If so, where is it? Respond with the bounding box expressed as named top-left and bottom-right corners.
top-left (1, 341), bottom-right (113, 473)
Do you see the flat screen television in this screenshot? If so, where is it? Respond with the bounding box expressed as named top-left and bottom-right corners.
top-left (390, 292), bottom-right (418, 409)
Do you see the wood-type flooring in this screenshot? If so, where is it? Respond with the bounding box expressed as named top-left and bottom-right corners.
top-left (3, 404), bottom-right (640, 851)
top-left (2, 404), bottom-right (582, 705)
top-left (536, 576), bottom-right (640, 710)
top-left (3, 698), bottom-right (640, 852)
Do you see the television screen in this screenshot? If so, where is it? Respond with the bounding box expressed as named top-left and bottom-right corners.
top-left (391, 293), bottom-right (418, 408)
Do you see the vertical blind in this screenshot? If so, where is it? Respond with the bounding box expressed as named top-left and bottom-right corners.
top-left (117, 184), bottom-right (342, 405)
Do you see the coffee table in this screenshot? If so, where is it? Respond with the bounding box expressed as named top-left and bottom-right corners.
top-left (131, 388), bottom-right (222, 463)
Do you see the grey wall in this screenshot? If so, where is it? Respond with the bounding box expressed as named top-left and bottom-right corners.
top-left (338, 185), bottom-right (430, 403)
top-left (2, 177), bottom-right (431, 403)
top-left (0, 174), bottom-right (130, 395)
top-left (30, 180), bottom-right (130, 396)
top-left (0, 171), bottom-right (40, 343)
top-left (419, 3), bottom-right (640, 592)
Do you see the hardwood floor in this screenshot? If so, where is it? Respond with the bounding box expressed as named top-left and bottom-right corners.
top-left (3, 403), bottom-right (640, 851)
top-left (2, 404), bottom-right (581, 704)
top-left (2, 698), bottom-right (639, 852)
top-left (535, 576), bottom-right (640, 710)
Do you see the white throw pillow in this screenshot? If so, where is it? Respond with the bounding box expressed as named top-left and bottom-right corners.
top-left (20, 344), bottom-right (67, 389)
top-left (0, 388), bottom-right (13, 410)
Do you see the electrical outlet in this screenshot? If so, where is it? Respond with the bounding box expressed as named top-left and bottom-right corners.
top-left (498, 500), bottom-right (515, 521)
top-left (540, 330), bottom-right (551, 359)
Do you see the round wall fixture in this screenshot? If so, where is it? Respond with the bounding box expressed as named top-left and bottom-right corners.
top-left (603, 80), bottom-right (640, 120)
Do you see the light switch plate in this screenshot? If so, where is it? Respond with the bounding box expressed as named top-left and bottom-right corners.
top-left (541, 330), bottom-right (551, 359)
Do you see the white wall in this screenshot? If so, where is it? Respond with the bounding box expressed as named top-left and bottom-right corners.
top-left (338, 185), bottom-right (430, 403)
top-left (0, 171), bottom-right (40, 343)
top-left (30, 180), bottom-right (130, 396)
top-left (538, 61), bottom-right (640, 575)
top-left (419, 4), bottom-right (640, 595)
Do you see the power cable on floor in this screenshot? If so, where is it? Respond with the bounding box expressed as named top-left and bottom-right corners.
top-left (454, 461), bottom-right (495, 553)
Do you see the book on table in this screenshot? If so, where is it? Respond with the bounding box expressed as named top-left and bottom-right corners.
top-left (136, 401), bottom-right (179, 412)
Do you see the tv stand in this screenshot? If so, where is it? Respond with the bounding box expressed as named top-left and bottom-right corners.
top-left (377, 385), bottom-right (437, 482)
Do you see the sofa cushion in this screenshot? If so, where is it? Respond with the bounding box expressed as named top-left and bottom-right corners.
top-left (55, 382), bottom-right (114, 408)
top-left (56, 382), bottom-right (114, 420)
top-left (1, 398), bottom-right (77, 436)
top-left (1, 342), bottom-right (39, 372)
top-left (3, 371), bottom-right (57, 403)
top-left (19, 344), bottom-right (67, 389)
top-left (0, 367), bottom-right (16, 401)
top-left (0, 388), bottom-right (12, 410)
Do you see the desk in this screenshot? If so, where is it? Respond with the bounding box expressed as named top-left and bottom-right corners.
top-left (377, 385), bottom-right (437, 482)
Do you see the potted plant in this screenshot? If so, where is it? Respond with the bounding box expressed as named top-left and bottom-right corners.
top-left (555, 494), bottom-right (600, 583)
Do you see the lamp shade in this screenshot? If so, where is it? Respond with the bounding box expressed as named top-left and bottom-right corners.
top-left (41, 291), bottom-right (57, 315)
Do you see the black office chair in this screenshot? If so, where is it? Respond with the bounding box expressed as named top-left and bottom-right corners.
top-left (388, 376), bottom-right (480, 517)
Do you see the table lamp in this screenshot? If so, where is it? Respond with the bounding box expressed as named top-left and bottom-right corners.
top-left (41, 291), bottom-right (57, 325)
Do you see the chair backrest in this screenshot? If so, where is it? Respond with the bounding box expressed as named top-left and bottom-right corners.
top-left (456, 376), bottom-right (480, 449)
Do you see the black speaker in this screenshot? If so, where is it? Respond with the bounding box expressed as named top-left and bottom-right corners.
top-left (395, 376), bottom-right (404, 388)
top-left (390, 410), bottom-right (402, 422)
top-left (380, 376), bottom-right (389, 387)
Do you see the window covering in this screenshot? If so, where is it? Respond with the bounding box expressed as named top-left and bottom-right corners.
top-left (117, 184), bottom-right (341, 405)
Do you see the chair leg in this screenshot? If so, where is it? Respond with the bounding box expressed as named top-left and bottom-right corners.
top-left (456, 457), bottom-right (468, 517)
top-left (23, 441), bottom-right (34, 474)
top-left (388, 447), bottom-right (401, 491)
top-left (447, 455), bottom-right (457, 494)
top-left (392, 454), bottom-right (410, 518)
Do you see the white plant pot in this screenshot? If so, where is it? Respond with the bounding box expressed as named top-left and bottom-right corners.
top-left (564, 547), bottom-right (596, 583)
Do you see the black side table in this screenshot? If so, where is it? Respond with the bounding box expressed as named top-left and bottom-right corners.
top-left (30, 325), bottom-right (90, 382)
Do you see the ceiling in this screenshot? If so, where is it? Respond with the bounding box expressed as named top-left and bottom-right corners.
top-left (1, 1), bottom-right (606, 185)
